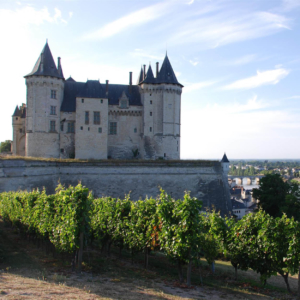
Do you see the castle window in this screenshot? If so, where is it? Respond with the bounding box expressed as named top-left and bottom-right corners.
top-left (120, 100), bottom-right (127, 109)
top-left (16, 117), bottom-right (18, 120)
top-left (82, 99), bottom-right (84, 103)
top-left (61, 124), bottom-right (64, 131)
top-left (134, 128), bottom-right (137, 133)
top-left (80, 126), bottom-right (83, 130)
top-left (98, 127), bottom-right (102, 133)
top-left (19, 129), bottom-right (22, 133)
top-left (101, 99), bottom-right (103, 104)
top-left (109, 122), bottom-right (117, 135)
top-left (67, 122), bottom-right (75, 133)
top-left (164, 153), bottom-right (166, 157)
top-left (88, 127), bottom-right (90, 131)
top-left (85, 111), bottom-right (89, 124)
top-left (51, 90), bottom-right (56, 99)
top-left (94, 111), bottom-right (100, 124)
top-left (50, 120), bottom-right (56, 132)
top-left (150, 112), bottom-right (152, 116)
top-left (150, 100), bottom-right (152, 104)
top-left (50, 106), bottom-right (56, 115)
top-left (150, 127), bottom-right (152, 132)
top-left (60, 149), bottom-right (64, 153)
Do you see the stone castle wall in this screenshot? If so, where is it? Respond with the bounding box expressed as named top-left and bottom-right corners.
top-left (0, 159), bottom-right (232, 216)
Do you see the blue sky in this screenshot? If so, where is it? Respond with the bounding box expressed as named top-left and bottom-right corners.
top-left (0, 0), bottom-right (299, 159)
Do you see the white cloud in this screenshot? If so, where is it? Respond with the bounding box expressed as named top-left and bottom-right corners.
top-left (69, 11), bottom-right (73, 18)
top-left (169, 9), bottom-right (291, 48)
top-left (222, 54), bottom-right (256, 66)
top-left (282, 0), bottom-right (300, 11)
top-left (184, 80), bottom-right (217, 93)
top-left (189, 59), bottom-right (199, 66)
top-left (223, 68), bottom-right (290, 90)
top-left (181, 96), bottom-right (300, 159)
top-left (187, 0), bottom-right (194, 4)
top-left (130, 49), bottom-right (163, 61)
top-left (0, 6), bottom-right (68, 143)
top-left (83, 2), bottom-right (172, 40)
top-left (285, 95), bottom-right (300, 99)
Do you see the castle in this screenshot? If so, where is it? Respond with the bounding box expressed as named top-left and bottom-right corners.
top-left (12, 42), bottom-right (182, 160)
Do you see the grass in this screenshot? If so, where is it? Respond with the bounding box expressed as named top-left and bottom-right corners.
top-left (0, 218), bottom-right (297, 299)
top-left (0, 155), bottom-right (218, 165)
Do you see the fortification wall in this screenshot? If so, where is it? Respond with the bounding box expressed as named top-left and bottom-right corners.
top-left (0, 159), bottom-right (232, 216)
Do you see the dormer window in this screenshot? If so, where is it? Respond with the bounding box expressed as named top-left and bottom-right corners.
top-left (120, 100), bottom-right (127, 108)
top-left (119, 91), bottom-right (129, 109)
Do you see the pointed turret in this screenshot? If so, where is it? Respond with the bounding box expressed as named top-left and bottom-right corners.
top-left (221, 153), bottom-right (230, 175)
top-left (156, 54), bottom-right (183, 87)
top-left (136, 67), bottom-right (144, 84)
top-left (12, 105), bottom-right (21, 117)
top-left (142, 65), bottom-right (156, 84)
top-left (221, 153), bottom-right (230, 163)
top-left (24, 42), bottom-right (64, 79)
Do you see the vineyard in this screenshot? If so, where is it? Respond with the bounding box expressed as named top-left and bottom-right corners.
top-left (1, 183), bottom-right (300, 296)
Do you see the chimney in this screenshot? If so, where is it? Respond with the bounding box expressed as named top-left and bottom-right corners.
top-left (143, 65), bottom-right (146, 80)
top-left (156, 62), bottom-right (159, 77)
top-left (129, 72), bottom-right (132, 94)
top-left (58, 57), bottom-right (61, 69)
top-left (40, 53), bottom-right (44, 72)
top-left (106, 80), bottom-right (109, 95)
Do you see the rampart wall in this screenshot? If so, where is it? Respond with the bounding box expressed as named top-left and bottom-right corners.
top-left (0, 159), bottom-right (232, 216)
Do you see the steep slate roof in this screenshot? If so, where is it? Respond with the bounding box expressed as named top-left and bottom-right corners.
top-left (66, 76), bottom-right (76, 82)
top-left (77, 80), bottom-right (104, 98)
top-left (136, 67), bottom-right (144, 84)
top-left (139, 54), bottom-right (183, 87)
top-left (142, 65), bottom-right (156, 84)
top-left (231, 199), bottom-right (246, 209)
top-left (12, 106), bottom-right (21, 117)
top-left (25, 42), bottom-right (64, 79)
top-left (221, 153), bottom-right (230, 163)
top-left (21, 107), bottom-right (26, 118)
top-left (61, 80), bottom-right (142, 112)
top-left (156, 54), bottom-right (183, 86)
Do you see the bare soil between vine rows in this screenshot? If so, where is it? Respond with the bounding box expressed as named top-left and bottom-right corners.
top-left (0, 218), bottom-right (297, 300)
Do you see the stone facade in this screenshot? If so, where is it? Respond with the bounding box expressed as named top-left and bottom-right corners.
top-left (0, 159), bottom-right (232, 216)
top-left (12, 42), bottom-right (182, 160)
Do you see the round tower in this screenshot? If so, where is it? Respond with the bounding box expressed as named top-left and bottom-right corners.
top-left (139, 55), bottom-right (183, 159)
top-left (24, 42), bottom-right (64, 158)
top-left (221, 153), bottom-right (230, 175)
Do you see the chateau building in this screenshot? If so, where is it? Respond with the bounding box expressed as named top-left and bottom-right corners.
top-left (12, 42), bottom-right (183, 160)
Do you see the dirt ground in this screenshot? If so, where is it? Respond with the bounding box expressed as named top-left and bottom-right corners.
top-left (0, 268), bottom-right (274, 300)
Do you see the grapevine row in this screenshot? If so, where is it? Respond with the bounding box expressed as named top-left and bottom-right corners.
top-left (1, 183), bottom-right (300, 292)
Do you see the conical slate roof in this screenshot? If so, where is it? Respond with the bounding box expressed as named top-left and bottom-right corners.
top-left (25, 42), bottom-right (64, 79)
top-left (221, 153), bottom-right (229, 163)
top-left (156, 54), bottom-right (182, 86)
top-left (12, 105), bottom-right (21, 117)
top-left (142, 65), bottom-right (156, 84)
top-left (136, 67), bottom-right (144, 84)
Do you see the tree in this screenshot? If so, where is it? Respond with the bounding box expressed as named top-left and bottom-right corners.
top-left (253, 174), bottom-right (290, 218)
top-left (0, 140), bottom-right (11, 153)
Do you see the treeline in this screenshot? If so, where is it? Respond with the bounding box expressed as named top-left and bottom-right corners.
top-left (1, 184), bottom-right (300, 293)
